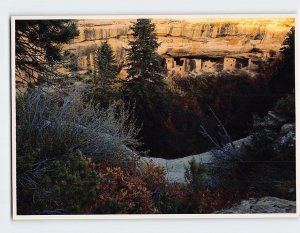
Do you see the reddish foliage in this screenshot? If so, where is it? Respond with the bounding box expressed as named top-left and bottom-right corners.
top-left (139, 161), bottom-right (166, 191)
top-left (183, 189), bottom-right (269, 214)
top-left (85, 158), bottom-right (268, 214)
top-left (87, 165), bottom-right (158, 214)
top-left (185, 189), bottom-right (240, 213)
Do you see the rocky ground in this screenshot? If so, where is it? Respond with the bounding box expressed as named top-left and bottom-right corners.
top-left (141, 136), bottom-right (252, 184)
top-left (215, 196), bottom-right (296, 214)
top-left (141, 110), bottom-right (296, 214)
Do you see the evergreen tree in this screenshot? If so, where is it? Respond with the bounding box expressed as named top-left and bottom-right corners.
top-left (280, 27), bottom-right (295, 67)
top-left (124, 19), bottom-right (170, 156)
top-left (15, 20), bottom-right (79, 84)
top-left (270, 27), bottom-right (295, 95)
top-left (279, 26), bottom-right (295, 94)
top-left (94, 42), bottom-right (119, 85)
top-left (126, 19), bottom-right (164, 85)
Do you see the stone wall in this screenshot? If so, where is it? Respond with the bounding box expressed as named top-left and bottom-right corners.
top-left (223, 57), bottom-right (237, 71)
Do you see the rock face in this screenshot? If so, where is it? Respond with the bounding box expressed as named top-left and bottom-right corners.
top-left (253, 110), bottom-right (295, 151)
top-left (141, 136), bottom-right (252, 183)
top-left (279, 123), bottom-right (295, 146)
top-left (215, 196), bottom-right (296, 214)
top-left (65, 18), bottom-right (294, 73)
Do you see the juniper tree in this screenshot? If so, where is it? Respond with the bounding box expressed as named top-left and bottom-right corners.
top-left (15, 20), bottom-right (79, 85)
top-left (94, 42), bottom-right (119, 85)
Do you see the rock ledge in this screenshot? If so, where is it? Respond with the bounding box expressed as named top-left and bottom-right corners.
top-left (214, 196), bottom-right (296, 214)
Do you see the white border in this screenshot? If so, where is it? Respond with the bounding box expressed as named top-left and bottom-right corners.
top-left (11, 14), bottom-right (299, 220)
top-left (10, 14), bottom-right (298, 20)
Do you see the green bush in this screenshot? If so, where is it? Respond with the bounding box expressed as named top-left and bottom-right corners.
top-left (17, 149), bottom-right (99, 214)
top-left (184, 158), bottom-right (207, 192)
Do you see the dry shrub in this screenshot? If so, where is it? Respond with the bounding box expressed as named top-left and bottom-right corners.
top-left (16, 87), bottom-right (141, 160)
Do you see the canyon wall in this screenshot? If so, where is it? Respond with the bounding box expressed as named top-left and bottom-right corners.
top-left (64, 18), bottom-right (294, 73)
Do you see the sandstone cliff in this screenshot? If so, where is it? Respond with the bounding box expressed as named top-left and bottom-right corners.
top-left (64, 18), bottom-right (294, 72)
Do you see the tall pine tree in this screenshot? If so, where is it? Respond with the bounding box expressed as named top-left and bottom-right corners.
top-left (126, 19), bottom-right (164, 85)
top-left (94, 42), bottom-right (118, 85)
top-left (124, 19), bottom-right (170, 156)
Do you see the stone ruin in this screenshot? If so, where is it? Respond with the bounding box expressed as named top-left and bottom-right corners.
top-left (164, 55), bottom-right (263, 77)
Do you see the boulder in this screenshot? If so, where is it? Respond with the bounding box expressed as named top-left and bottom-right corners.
top-left (280, 123), bottom-right (295, 135)
top-left (253, 115), bottom-right (279, 129)
top-left (278, 123), bottom-right (295, 147)
top-left (253, 111), bottom-right (289, 130)
top-left (268, 111), bottom-right (288, 124)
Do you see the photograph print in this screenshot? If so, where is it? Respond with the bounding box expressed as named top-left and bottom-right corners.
top-left (12, 15), bottom-right (297, 218)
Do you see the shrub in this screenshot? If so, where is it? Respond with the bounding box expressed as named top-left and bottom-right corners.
top-left (184, 189), bottom-right (235, 214)
top-left (16, 87), bottom-right (140, 160)
top-left (17, 149), bottom-right (99, 214)
top-left (88, 165), bottom-right (158, 214)
top-left (83, 83), bottom-right (122, 110)
top-left (184, 158), bottom-right (207, 192)
top-left (152, 182), bottom-right (188, 214)
top-left (86, 158), bottom-right (264, 214)
top-left (152, 184), bottom-right (246, 214)
top-left (16, 87), bottom-right (141, 214)
top-left (172, 71), bottom-right (271, 143)
top-left (139, 161), bottom-right (166, 191)
top-left (239, 128), bottom-right (295, 194)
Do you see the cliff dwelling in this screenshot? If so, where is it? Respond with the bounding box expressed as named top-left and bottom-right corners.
top-left (202, 60), bottom-right (216, 72)
top-left (13, 18), bottom-right (290, 86)
top-left (163, 54), bottom-right (266, 77)
top-left (223, 57), bottom-right (236, 71)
